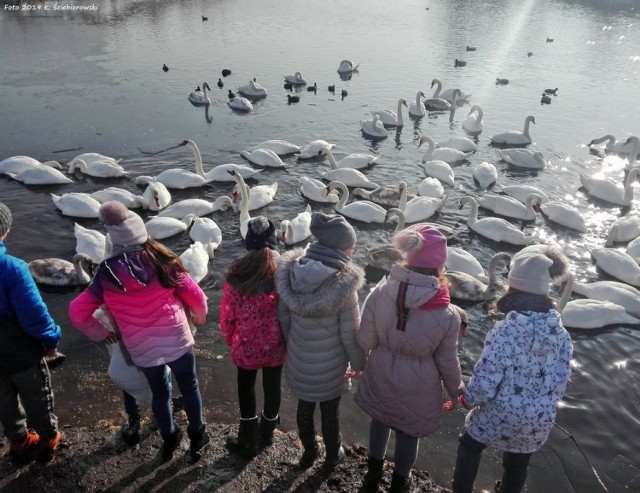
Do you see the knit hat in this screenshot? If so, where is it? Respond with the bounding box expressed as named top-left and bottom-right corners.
top-left (99, 201), bottom-right (148, 248)
top-left (245, 216), bottom-right (277, 250)
top-left (310, 212), bottom-right (357, 250)
top-left (392, 224), bottom-right (448, 269)
top-left (0, 202), bottom-right (11, 238)
top-left (508, 245), bottom-right (571, 295)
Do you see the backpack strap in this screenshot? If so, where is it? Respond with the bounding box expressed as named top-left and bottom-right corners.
top-left (396, 281), bottom-right (410, 331)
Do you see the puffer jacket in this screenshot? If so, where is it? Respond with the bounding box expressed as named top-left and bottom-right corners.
top-left (69, 248), bottom-right (207, 368)
top-left (463, 309), bottom-right (572, 453)
top-left (275, 249), bottom-right (366, 402)
top-left (355, 264), bottom-right (463, 438)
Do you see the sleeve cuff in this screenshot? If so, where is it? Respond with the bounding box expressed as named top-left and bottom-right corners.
top-left (459, 394), bottom-right (473, 410)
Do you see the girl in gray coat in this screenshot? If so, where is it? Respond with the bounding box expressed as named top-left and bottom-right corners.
top-left (275, 212), bottom-right (366, 471)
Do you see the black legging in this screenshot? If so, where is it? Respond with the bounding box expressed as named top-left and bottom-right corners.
top-left (237, 365), bottom-right (283, 419)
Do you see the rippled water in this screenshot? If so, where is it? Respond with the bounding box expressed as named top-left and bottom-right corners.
top-left (2, 0), bottom-right (640, 491)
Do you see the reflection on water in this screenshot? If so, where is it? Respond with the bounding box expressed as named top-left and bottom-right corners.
top-left (1, 0), bottom-right (640, 491)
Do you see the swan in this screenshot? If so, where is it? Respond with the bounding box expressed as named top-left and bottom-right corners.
top-left (179, 242), bottom-right (209, 284)
top-left (298, 140), bottom-right (336, 159)
top-left (360, 114), bottom-right (388, 139)
top-left (145, 214), bottom-right (197, 240)
top-left (500, 184), bottom-right (550, 204)
top-left (321, 150), bottom-right (378, 189)
top-left (322, 146), bottom-right (378, 170)
top-left (0, 156), bottom-right (62, 175)
top-left (141, 182), bottom-right (171, 211)
top-left (233, 175), bottom-right (252, 239)
top-left (589, 134), bottom-right (640, 157)
top-left (591, 247), bottom-right (640, 287)
top-left (432, 79), bottom-right (472, 104)
top-left (189, 82), bottom-right (211, 105)
top-left (178, 138), bottom-right (261, 183)
top-left (490, 115), bottom-right (535, 146)
top-left (337, 60), bottom-right (359, 73)
top-left (51, 193), bottom-right (102, 218)
top-left (419, 136), bottom-right (473, 164)
top-left (327, 181), bottom-right (387, 223)
top-left (426, 88), bottom-right (461, 113)
top-left (281, 205), bottom-right (312, 245)
top-left (420, 160), bottom-right (455, 187)
top-left (134, 140), bottom-right (210, 189)
top-left (364, 208), bottom-right (405, 271)
top-left (228, 97), bottom-right (253, 112)
top-left (624, 136), bottom-right (640, 169)
top-left (68, 158), bottom-right (128, 178)
top-left (238, 79), bottom-right (268, 98)
top-left (605, 216), bottom-right (640, 245)
top-left (7, 166), bottom-right (74, 185)
top-left (445, 252), bottom-right (511, 301)
top-left (28, 253), bottom-right (93, 286)
top-left (500, 149), bottom-right (545, 169)
top-left (579, 167), bottom-right (640, 206)
top-left (572, 279), bottom-right (640, 317)
top-left (478, 193), bottom-right (542, 220)
top-left (437, 137), bottom-right (477, 153)
top-left (352, 182), bottom-right (414, 207)
top-left (446, 247), bottom-right (489, 283)
top-left (74, 223), bottom-right (107, 264)
top-left (157, 196), bottom-right (232, 219)
top-left (300, 176), bottom-right (339, 203)
top-left (372, 99), bottom-right (407, 127)
top-left (283, 72), bottom-right (307, 85)
top-left (473, 162), bottom-right (498, 189)
top-left (408, 91), bottom-right (426, 117)
top-left (190, 217), bottom-right (223, 259)
top-left (400, 194), bottom-right (449, 224)
top-left (463, 105), bottom-right (484, 134)
top-left (68, 152), bottom-right (120, 168)
top-left (248, 140), bottom-right (300, 155)
top-left (459, 196), bottom-right (534, 245)
top-left (627, 236), bottom-right (640, 261)
top-left (538, 202), bottom-right (587, 233)
top-left (417, 177), bottom-right (445, 198)
top-left (90, 187), bottom-right (146, 208)
top-left (229, 170), bottom-right (277, 210)
top-left (240, 149), bottom-right (286, 168)
top-left (387, 207), bottom-right (456, 239)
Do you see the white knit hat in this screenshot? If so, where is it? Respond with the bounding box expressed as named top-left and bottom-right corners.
top-left (508, 253), bottom-right (555, 295)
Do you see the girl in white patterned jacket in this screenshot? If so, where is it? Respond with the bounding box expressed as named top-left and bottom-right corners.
top-left (452, 246), bottom-right (573, 493)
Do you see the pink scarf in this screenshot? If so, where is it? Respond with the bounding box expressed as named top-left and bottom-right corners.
top-left (419, 285), bottom-right (450, 310)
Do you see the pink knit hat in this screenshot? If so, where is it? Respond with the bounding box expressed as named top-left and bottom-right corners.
top-left (392, 224), bottom-right (448, 269)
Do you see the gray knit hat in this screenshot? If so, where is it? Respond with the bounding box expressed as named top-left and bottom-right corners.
top-left (310, 212), bottom-right (356, 250)
top-left (0, 202), bottom-right (12, 238)
top-left (99, 201), bottom-right (148, 248)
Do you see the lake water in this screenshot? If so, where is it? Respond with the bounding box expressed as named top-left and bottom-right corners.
top-left (1, 0), bottom-right (640, 491)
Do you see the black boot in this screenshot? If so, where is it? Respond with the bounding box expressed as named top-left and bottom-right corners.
top-left (321, 408), bottom-right (345, 470)
top-left (259, 412), bottom-right (279, 446)
top-left (361, 456), bottom-right (385, 492)
top-left (298, 431), bottom-right (320, 469)
top-left (187, 424), bottom-right (211, 461)
top-left (226, 417), bottom-right (259, 458)
top-left (389, 472), bottom-right (413, 493)
top-left (161, 427), bottom-right (183, 461)
top-left (121, 415), bottom-right (141, 446)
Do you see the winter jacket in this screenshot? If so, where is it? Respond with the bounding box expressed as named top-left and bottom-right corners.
top-left (275, 249), bottom-right (366, 402)
top-left (463, 309), bottom-right (572, 453)
top-left (355, 265), bottom-right (463, 438)
top-left (220, 282), bottom-right (286, 371)
top-left (69, 248), bottom-right (207, 368)
top-left (0, 242), bottom-right (61, 374)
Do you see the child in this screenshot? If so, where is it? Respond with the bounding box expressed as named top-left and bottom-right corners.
top-left (69, 201), bottom-right (210, 461)
top-left (0, 202), bottom-right (63, 460)
top-left (451, 246), bottom-right (573, 493)
top-left (275, 212), bottom-right (366, 470)
top-left (220, 216), bottom-right (286, 458)
top-left (355, 225), bottom-right (464, 493)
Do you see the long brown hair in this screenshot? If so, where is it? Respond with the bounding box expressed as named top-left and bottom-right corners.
top-left (226, 248), bottom-right (277, 297)
top-left (141, 239), bottom-right (188, 288)
top-left (402, 262), bottom-right (449, 287)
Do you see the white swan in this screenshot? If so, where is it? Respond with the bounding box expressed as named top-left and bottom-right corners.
top-left (189, 82), bottom-right (211, 105)
top-left (572, 279), bottom-right (640, 317)
top-left (605, 215), bottom-right (640, 245)
top-left (190, 217), bottom-right (223, 259)
top-left (401, 194), bottom-right (449, 224)
top-left (68, 152), bottom-right (120, 168)
top-left (417, 177), bottom-right (445, 198)
top-left (420, 160), bottom-right (455, 187)
top-left (500, 149), bottom-right (545, 169)
top-left (445, 252), bottom-right (511, 301)
top-left (372, 99), bottom-right (407, 127)
top-left (463, 105), bottom-right (484, 134)
top-left (459, 196), bottom-right (534, 245)
top-left (627, 236), bottom-right (640, 261)
top-left (322, 146), bottom-right (378, 170)
top-left (360, 114), bottom-right (388, 139)
top-left (352, 182), bottom-right (414, 207)
top-left (51, 193), bottom-right (102, 218)
top-left (145, 214), bottom-right (197, 240)
top-left (234, 176), bottom-right (252, 239)
top-left (68, 158), bottom-right (128, 178)
top-left (281, 205), bottom-right (312, 245)
top-left (478, 193), bottom-right (542, 221)
top-left (473, 162), bottom-right (498, 189)
top-left (0, 156), bottom-right (62, 175)
top-left (90, 187), bottom-right (145, 208)
top-left (327, 181), bottom-right (387, 223)
top-left (579, 167), bottom-right (640, 206)
top-left (539, 202), bottom-right (587, 233)
top-left (321, 150), bottom-right (378, 189)
top-left (28, 254), bottom-right (93, 286)
top-left (284, 72), bottom-right (307, 85)
top-left (624, 136), bottom-right (640, 169)
top-left (589, 134), bottom-right (640, 157)
top-left (337, 60), bottom-right (359, 73)
top-left (500, 184), bottom-right (550, 204)
top-left (179, 138), bottom-right (261, 183)
top-left (240, 149), bottom-right (286, 168)
top-left (7, 166), bottom-right (74, 185)
top-left (437, 137), bottom-right (477, 153)
top-left (230, 170), bottom-right (277, 211)
top-left (408, 91), bottom-right (426, 117)
top-left (248, 140), bottom-right (300, 155)
top-left (179, 242), bottom-right (209, 284)
top-left (228, 97), bottom-right (253, 112)
top-left (446, 247), bottom-right (489, 284)
top-left (299, 177), bottom-right (339, 203)
top-left (238, 79), bottom-right (268, 98)
top-left (491, 115), bottom-right (535, 146)
top-left (419, 136), bottom-right (473, 164)
top-left (74, 223), bottom-right (107, 264)
top-left (432, 79), bottom-right (471, 104)
top-left (591, 247), bottom-right (640, 287)
top-left (298, 140), bottom-right (336, 159)
top-left (157, 196), bottom-right (232, 219)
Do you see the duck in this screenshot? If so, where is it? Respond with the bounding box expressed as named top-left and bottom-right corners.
top-left (478, 193), bottom-right (542, 220)
top-left (540, 93), bottom-right (552, 104)
top-left (588, 134), bottom-right (640, 157)
top-left (420, 160), bottom-right (455, 187)
top-left (454, 59), bottom-right (467, 67)
top-left (419, 136), bottom-right (473, 164)
top-left (28, 254), bottom-right (93, 286)
top-left (6, 166), bottom-right (74, 185)
top-left (156, 196), bottom-right (232, 219)
top-left (145, 214), bottom-right (197, 240)
top-left (360, 114), bottom-right (388, 139)
top-left (579, 167), bottom-right (640, 206)
top-left (0, 156), bottom-right (62, 175)
top-left (188, 82), bottom-right (211, 105)
top-left (74, 223), bottom-right (107, 264)
top-left (51, 193), bottom-right (102, 218)
top-left (408, 91), bottom-right (426, 117)
top-left (372, 99), bottom-right (407, 127)
top-left (437, 137), bottom-right (477, 153)
top-left (202, 15), bottom-right (208, 21)
top-left (445, 252), bottom-right (511, 301)
top-left (287, 94), bottom-right (300, 104)
top-left (337, 60), bottom-right (359, 73)
top-left (545, 88), bottom-right (559, 96)
top-left (605, 215), bottom-right (640, 245)
top-left (280, 205), bottom-right (312, 245)
top-left (228, 96), bottom-right (253, 112)
top-left (538, 201), bottom-right (587, 233)
top-left (326, 181), bottom-right (387, 223)
top-left (400, 194), bottom-right (449, 224)
top-left (190, 217), bottom-right (223, 258)
top-left (459, 196), bottom-right (534, 245)
top-left (221, 69), bottom-right (232, 77)
top-left (307, 82), bottom-right (318, 93)
top-left (490, 115), bottom-right (535, 146)
top-left (572, 279), bottom-right (640, 317)
top-left (283, 81), bottom-right (293, 91)
top-left (298, 140), bottom-right (336, 159)
top-left (321, 145), bottom-right (377, 170)
top-left (463, 105), bottom-right (484, 134)
top-left (181, 138), bottom-right (261, 183)
top-left (500, 184), bottom-right (550, 204)
top-left (363, 208), bottom-right (405, 271)
top-left (228, 89), bottom-right (236, 99)
top-left (341, 89), bottom-right (348, 98)
top-left (229, 169), bottom-right (277, 211)
top-left (299, 176), bottom-right (339, 203)
top-left (500, 149), bottom-right (545, 169)
top-left (321, 149), bottom-right (379, 189)
top-left (417, 177), bottom-right (445, 198)
top-left (466, 45), bottom-right (477, 51)
top-left (247, 140), bottom-right (300, 156)
top-left (217, 78), bottom-right (223, 89)
top-left (473, 162), bottom-right (498, 189)
top-left (591, 247), bottom-right (640, 287)
top-left (431, 79), bottom-right (471, 104)
top-left (352, 182), bottom-right (414, 207)
top-left (328, 85), bottom-right (336, 93)
top-left (240, 149), bottom-right (286, 168)
top-left (237, 79), bottom-right (268, 98)
top-left (283, 72), bottom-right (307, 85)
top-left (162, 64), bottom-right (169, 72)
top-left (179, 242), bottom-right (209, 284)
top-left (68, 158), bottom-right (128, 178)
top-left (527, 51), bottom-right (533, 57)
top-left (496, 78), bottom-right (509, 85)
top-left (546, 37), bottom-right (554, 42)
top-left (446, 247), bottom-right (489, 283)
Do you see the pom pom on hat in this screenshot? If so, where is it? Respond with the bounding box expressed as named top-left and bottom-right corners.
top-left (392, 224), bottom-right (448, 269)
top-left (310, 212), bottom-right (357, 250)
top-left (0, 202), bottom-right (12, 238)
top-left (245, 216), bottom-right (277, 251)
top-left (508, 245), bottom-right (571, 295)
top-left (99, 201), bottom-right (148, 248)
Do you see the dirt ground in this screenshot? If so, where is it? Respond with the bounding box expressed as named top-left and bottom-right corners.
top-left (0, 415), bottom-right (451, 493)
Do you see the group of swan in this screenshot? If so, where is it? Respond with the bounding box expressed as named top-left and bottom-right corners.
top-left (327, 181), bottom-right (387, 223)
top-left (321, 148), bottom-right (378, 189)
top-left (91, 182), bottom-right (171, 211)
top-left (579, 167), bottom-right (640, 206)
top-left (445, 252), bottom-right (511, 301)
top-left (431, 78), bottom-right (471, 104)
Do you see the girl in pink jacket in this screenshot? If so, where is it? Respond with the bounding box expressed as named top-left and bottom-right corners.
top-left (220, 217), bottom-right (286, 458)
top-left (69, 201), bottom-right (209, 462)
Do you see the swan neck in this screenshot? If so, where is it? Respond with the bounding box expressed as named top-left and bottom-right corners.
top-left (325, 149), bottom-right (338, 169)
top-left (334, 183), bottom-right (349, 210)
top-left (394, 211), bottom-right (406, 232)
top-left (557, 275), bottom-right (574, 312)
top-left (202, 83), bottom-right (208, 97)
top-left (73, 256), bottom-right (91, 283)
top-left (187, 141), bottom-right (205, 177)
top-left (465, 199), bottom-right (478, 224)
top-left (625, 168), bottom-right (639, 191)
top-left (523, 118), bottom-right (531, 136)
top-left (397, 99), bottom-right (404, 124)
top-left (432, 80), bottom-right (442, 98)
top-left (399, 183), bottom-right (408, 211)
